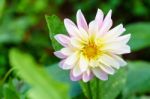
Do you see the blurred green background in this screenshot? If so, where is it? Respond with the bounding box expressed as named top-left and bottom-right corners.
top-left (0, 0), bottom-right (150, 99)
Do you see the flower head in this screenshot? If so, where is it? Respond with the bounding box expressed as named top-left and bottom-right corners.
top-left (54, 9), bottom-right (131, 82)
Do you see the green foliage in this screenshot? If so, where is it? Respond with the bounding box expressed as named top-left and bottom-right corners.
top-left (80, 68), bottom-right (127, 99)
top-left (125, 22), bottom-right (150, 51)
top-left (9, 48), bottom-right (69, 99)
top-left (3, 79), bottom-right (20, 99)
top-left (123, 61), bottom-right (150, 98)
top-left (46, 64), bottom-right (82, 98)
top-left (46, 15), bottom-right (66, 51)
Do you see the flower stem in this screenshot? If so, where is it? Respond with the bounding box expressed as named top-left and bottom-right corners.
top-left (96, 78), bottom-right (99, 99)
top-left (87, 82), bottom-right (92, 99)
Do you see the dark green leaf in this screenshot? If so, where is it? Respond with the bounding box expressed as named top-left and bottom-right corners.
top-left (125, 22), bottom-right (150, 51)
top-left (123, 61), bottom-right (150, 98)
top-left (45, 15), bottom-right (66, 51)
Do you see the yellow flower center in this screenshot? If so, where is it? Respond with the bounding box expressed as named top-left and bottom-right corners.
top-left (83, 42), bottom-right (99, 59)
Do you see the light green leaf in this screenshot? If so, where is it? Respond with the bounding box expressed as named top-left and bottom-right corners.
top-left (125, 22), bottom-right (150, 51)
top-left (123, 61), bottom-right (150, 98)
top-left (45, 15), bottom-right (66, 51)
top-left (9, 48), bottom-right (69, 99)
top-left (0, 0), bottom-right (5, 18)
top-left (81, 67), bottom-right (127, 99)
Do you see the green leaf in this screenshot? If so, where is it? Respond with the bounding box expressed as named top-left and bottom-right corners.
top-left (123, 61), bottom-right (150, 98)
top-left (9, 48), bottom-right (69, 99)
top-left (3, 79), bottom-right (20, 99)
top-left (45, 15), bottom-right (66, 51)
top-left (125, 22), bottom-right (150, 51)
top-left (0, 0), bottom-right (5, 18)
top-left (81, 67), bottom-right (127, 99)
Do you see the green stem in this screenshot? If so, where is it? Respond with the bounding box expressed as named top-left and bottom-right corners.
top-left (96, 78), bottom-right (99, 99)
top-left (1, 68), bottom-right (14, 84)
top-left (87, 82), bottom-right (92, 99)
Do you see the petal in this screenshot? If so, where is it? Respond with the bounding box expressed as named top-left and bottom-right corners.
top-left (70, 37), bottom-right (84, 49)
top-left (76, 10), bottom-right (88, 31)
top-left (110, 54), bottom-right (127, 66)
top-left (54, 51), bottom-right (66, 59)
top-left (88, 20), bottom-right (98, 35)
top-left (104, 34), bottom-right (131, 44)
top-left (64, 18), bottom-right (81, 37)
top-left (70, 70), bottom-right (82, 81)
top-left (99, 63), bottom-right (115, 75)
top-left (99, 54), bottom-right (120, 69)
top-left (104, 24), bottom-right (125, 38)
top-left (92, 67), bottom-right (108, 80)
top-left (54, 34), bottom-right (70, 47)
top-left (60, 48), bottom-right (74, 56)
top-left (79, 54), bottom-right (88, 72)
top-left (95, 9), bottom-right (104, 29)
top-left (82, 69), bottom-right (93, 82)
top-left (72, 65), bottom-right (82, 77)
top-left (98, 10), bottom-right (112, 36)
top-left (59, 59), bottom-right (74, 69)
top-left (64, 52), bottom-right (79, 66)
top-left (108, 45), bottom-right (131, 54)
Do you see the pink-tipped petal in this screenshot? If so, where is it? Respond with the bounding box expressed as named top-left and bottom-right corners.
top-left (92, 67), bottom-right (108, 80)
top-left (54, 51), bottom-right (67, 59)
top-left (64, 52), bottom-right (79, 66)
top-left (64, 18), bottom-right (80, 37)
top-left (59, 59), bottom-right (74, 70)
top-left (98, 10), bottom-right (112, 36)
top-left (70, 70), bottom-right (82, 81)
top-left (77, 10), bottom-right (88, 31)
top-left (72, 65), bottom-right (82, 77)
top-left (82, 70), bottom-right (93, 82)
top-left (95, 9), bottom-right (104, 29)
top-left (54, 34), bottom-right (70, 47)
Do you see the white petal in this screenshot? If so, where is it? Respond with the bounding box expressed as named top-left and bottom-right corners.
top-left (99, 63), bottom-right (115, 75)
top-left (92, 67), bottom-right (108, 80)
top-left (76, 10), bottom-right (88, 31)
top-left (95, 9), bottom-right (104, 29)
top-left (82, 69), bottom-right (93, 82)
top-left (64, 18), bottom-right (81, 37)
top-left (104, 24), bottom-right (125, 38)
top-left (70, 37), bottom-right (84, 49)
top-left (88, 20), bottom-right (98, 35)
top-left (59, 59), bottom-right (74, 69)
top-left (70, 70), bottom-right (82, 81)
top-left (108, 45), bottom-right (131, 54)
top-left (60, 48), bottom-right (73, 56)
top-left (104, 34), bottom-right (131, 44)
top-left (99, 54), bottom-right (120, 69)
top-left (54, 34), bottom-right (70, 47)
top-left (110, 54), bottom-right (127, 66)
top-left (64, 52), bottom-right (79, 66)
top-left (79, 54), bottom-right (88, 72)
top-left (72, 65), bottom-right (82, 77)
top-left (54, 51), bottom-right (66, 59)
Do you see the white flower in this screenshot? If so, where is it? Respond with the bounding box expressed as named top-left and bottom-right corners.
top-left (54, 9), bottom-right (131, 82)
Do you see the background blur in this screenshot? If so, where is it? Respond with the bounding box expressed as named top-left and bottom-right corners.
top-left (0, 0), bottom-right (150, 99)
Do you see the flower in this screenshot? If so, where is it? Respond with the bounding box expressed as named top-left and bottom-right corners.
top-left (54, 9), bottom-right (131, 82)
